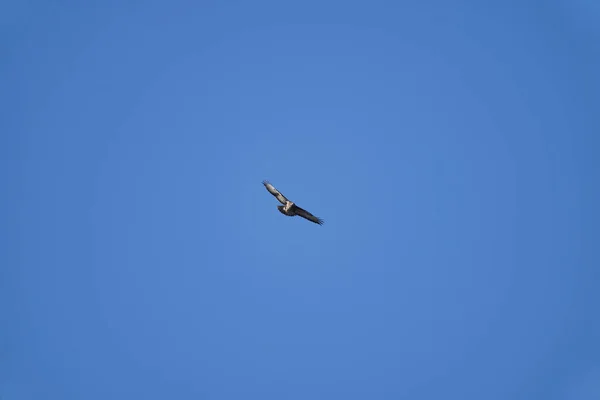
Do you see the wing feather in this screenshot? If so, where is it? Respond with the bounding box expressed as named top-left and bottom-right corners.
top-left (262, 180), bottom-right (289, 205)
top-left (293, 205), bottom-right (324, 225)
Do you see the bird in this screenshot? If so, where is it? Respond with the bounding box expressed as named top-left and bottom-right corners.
top-left (262, 180), bottom-right (324, 225)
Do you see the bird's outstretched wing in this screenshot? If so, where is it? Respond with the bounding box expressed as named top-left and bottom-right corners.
top-left (294, 205), bottom-right (324, 225)
top-left (262, 180), bottom-right (289, 205)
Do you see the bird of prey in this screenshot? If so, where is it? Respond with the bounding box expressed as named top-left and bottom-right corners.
top-left (262, 180), bottom-right (324, 225)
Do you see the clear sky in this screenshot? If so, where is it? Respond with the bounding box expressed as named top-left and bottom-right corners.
top-left (3, 0), bottom-right (599, 399)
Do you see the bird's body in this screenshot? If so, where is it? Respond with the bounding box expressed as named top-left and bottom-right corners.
top-left (263, 181), bottom-right (324, 225)
top-left (278, 201), bottom-right (295, 215)
top-left (277, 205), bottom-right (294, 216)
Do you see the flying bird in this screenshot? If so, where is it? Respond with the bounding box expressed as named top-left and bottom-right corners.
top-left (262, 180), bottom-right (324, 225)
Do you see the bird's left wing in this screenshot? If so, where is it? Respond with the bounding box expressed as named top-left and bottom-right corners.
top-left (262, 180), bottom-right (289, 205)
top-left (294, 205), bottom-right (324, 225)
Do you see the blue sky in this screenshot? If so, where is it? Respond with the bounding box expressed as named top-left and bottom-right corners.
top-left (2, 1), bottom-right (599, 399)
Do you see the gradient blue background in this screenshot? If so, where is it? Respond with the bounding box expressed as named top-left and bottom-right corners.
top-left (3, 0), bottom-right (599, 399)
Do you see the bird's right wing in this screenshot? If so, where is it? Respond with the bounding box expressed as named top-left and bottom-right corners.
top-left (262, 180), bottom-right (289, 205)
top-left (294, 205), bottom-right (324, 225)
